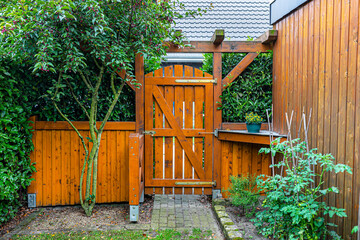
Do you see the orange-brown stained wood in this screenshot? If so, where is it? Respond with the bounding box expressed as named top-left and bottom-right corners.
top-left (164, 66), bottom-right (174, 194)
top-left (213, 53), bottom-right (222, 191)
top-left (27, 120), bottom-right (135, 206)
top-left (174, 66), bottom-right (184, 194)
top-left (144, 65), bottom-right (214, 194)
top-left (220, 141), bottom-right (272, 198)
top-left (272, 0), bottom-right (360, 237)
top-left (129, 133), bottom-right (144, 206)
top-left (222, 53), bottom-right (259, 88)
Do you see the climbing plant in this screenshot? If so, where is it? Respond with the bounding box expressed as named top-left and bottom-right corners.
top-left (0, 63), bottom-right (35, 224)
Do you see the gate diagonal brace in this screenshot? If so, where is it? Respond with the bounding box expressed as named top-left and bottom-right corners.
top-left (152, 86), bottom-right (206, 179)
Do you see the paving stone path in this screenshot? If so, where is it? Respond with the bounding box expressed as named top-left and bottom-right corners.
top-left (150, 195), bottom-right (223, 239)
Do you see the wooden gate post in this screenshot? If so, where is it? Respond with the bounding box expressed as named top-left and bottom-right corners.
top-left (129, 133), bottom-right (145, 222)
top-left (212, 53), bottom-right (222, 198)
top-left (135, 53), bottom-right (145, 133)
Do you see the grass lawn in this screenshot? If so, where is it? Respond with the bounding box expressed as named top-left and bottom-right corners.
top-left (12, 228), bottom-right (214, 240)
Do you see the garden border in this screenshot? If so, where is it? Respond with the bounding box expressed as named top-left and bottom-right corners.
top-left (212, 198), bottom-right (243, 240)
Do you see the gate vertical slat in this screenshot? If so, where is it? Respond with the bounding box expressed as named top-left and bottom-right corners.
top-left (205, 84), bottom-right (214, 181)
top-left (153, 68), bottom-right (164, 194)
top-left (194, 68), bottom-right (205, 194)
top-left (184, 66), bottom-right (195, 194)
top-left (164, 66), bottom-right (174, 194)
top-left (174, 65), bottom-right (184, 194)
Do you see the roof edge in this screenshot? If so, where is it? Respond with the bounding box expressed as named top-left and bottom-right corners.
top-left (270, 0), bottom-right (311, 25)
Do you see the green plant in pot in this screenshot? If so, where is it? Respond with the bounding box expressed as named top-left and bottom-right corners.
top-left (245, 112), bottom-right (263, 133)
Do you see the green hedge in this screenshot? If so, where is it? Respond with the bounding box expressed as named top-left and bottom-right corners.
top-left (0, 63), bottom-right (35, 224)
top-left (202, 51), bottom-right (273, 122)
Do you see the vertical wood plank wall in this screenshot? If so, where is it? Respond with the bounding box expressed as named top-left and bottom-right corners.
top-left (220, 141), bottom-right (272, 196)
top-left (273, 0), bottom-right (360, 237)
top-left (28, 120), bottom-right (135, 207)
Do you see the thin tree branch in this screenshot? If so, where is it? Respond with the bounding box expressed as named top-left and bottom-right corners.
top-left (52, 72), bottom-right (63, 100)
top-left (98, 80), bottom-right (126, 133)
top-left (110, 71), bottom-right (117, 95)
top-left (93, 56), bottom-right (102, 70)
top-left (52, 100), bottom-right (89, 207)
top-left (64, 78), bottom-right (90, 120)
top-left (79, 70), bottom-right (93, 90)
top-left (89, 65), bottom-right (105, 140)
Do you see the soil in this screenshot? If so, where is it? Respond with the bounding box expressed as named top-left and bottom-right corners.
top-left (225, 204), bottom-right (267, 240)
top-left (15, 195), bottom-right (153, 234)
top-left (0, 207), bottom-right (37, 236)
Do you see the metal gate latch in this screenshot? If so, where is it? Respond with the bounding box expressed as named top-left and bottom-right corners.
top-left (198, 129), bottom-right (218, 138)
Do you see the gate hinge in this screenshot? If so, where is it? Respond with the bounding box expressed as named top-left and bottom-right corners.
top-left (143, 130), bottom-right (156, 136)
top-left (175, 181), bottom-right (216, 187)
top-left (175, 78), bottom-right (217, 84)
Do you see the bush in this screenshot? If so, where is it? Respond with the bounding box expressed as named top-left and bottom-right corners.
top-left (34, 55), bottom-right (161, 122)
top-left (253, 138), bottom-right (352, 239)
top-left (224, 174), bottom-right (260, 218)
top-left (0, 64), bottom-right (35, 224)
top-left (201, 51), bottom-right (273, 122)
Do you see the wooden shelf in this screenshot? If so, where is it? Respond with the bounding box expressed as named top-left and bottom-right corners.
top-left (217, 130), bottom-right (287, 145)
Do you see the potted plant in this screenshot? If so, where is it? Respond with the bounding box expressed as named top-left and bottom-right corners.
top-left (245, 112), bottom-right (263, 133)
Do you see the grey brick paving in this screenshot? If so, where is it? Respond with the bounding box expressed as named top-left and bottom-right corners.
top-left (151, 195), bottom-right (223, 239)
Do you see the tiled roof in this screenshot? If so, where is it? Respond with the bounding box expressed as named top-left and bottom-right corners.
top-left (175, 0), bottom-right (271, 41)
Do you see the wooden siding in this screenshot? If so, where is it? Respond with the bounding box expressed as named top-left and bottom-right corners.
top-left (220, 141), bottom-right (272, 196)
top-left (273, 0), bottom-right (360, 238)
top-left (28, 119), bottom-right (135, 207)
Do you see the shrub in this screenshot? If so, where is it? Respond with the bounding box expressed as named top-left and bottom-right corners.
top-left (245, 112), bottom-right (264, 124)
top-left (223, 174), bottom-right (260, 218)
top-left (253, 138), bottom-right (352, 239)
top-left (0, 64), bottom-right (35, 224)
top-left (201, 51), bottom-right (273, 122)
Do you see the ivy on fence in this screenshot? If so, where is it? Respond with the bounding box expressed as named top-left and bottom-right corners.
top-left (0, 63), bottom-right (35, 224)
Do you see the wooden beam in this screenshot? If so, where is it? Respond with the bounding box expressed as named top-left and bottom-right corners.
top-left (116, 69), bottom-right (135, 91)
top-left (213, 52), bottom-right (222, 190)
top-left (256, 30), bottom-right (278, 44)
top-left (222, 122), bottom-right (269, 131)
top-left (165, 41), bottom-right (271, 53)
top-left (218, 131), bottom-right (287, 145)
top-left (222, 53), bottom-right (259, 88)
top-left (35, 121), bottom-right (135, 130)
top-left (211, 29), bottom-right (225, 45)
top-left (135, 54), bottom-right (145, 133)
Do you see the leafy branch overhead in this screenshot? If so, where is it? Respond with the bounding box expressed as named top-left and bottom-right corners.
top-left (0, 0), bottom-right (211, 216)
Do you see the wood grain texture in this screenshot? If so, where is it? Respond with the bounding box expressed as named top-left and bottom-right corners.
top-left (272, 0), bottom-right (360, 237)
top-left (27, 119), bottom-right (135, 206)
top-left (220, 141), bottom-right (271, 197)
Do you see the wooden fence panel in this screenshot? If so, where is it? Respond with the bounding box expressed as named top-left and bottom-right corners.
top-left (220, 141), bottom-right (271, 197)
top-left (272, 0), bottom-right (360, 237)
top-left (28, 119), bottom-right (135, 207)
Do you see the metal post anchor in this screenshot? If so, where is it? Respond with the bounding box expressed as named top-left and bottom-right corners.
top-left (212, 189), bottom-right (222, 200)
top-left (130, 205), bottom-right (139, 222)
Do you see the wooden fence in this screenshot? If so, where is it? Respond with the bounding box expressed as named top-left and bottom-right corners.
top-left (220, 141), bottom-right (272, 197)
top-left (272, 0), bottom-right (360, 237)
top-left (28, 116), bottom-right (135, 207)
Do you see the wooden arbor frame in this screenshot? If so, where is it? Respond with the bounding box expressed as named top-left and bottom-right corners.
top-left (128, 29), bottom-right (277, 221)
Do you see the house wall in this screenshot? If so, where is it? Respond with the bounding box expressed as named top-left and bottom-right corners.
top-left (272, 0), bottom-right (360, 238)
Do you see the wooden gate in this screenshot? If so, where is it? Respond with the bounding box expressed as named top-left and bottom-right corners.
top-left (144, 65), bottom-right (215, 195)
